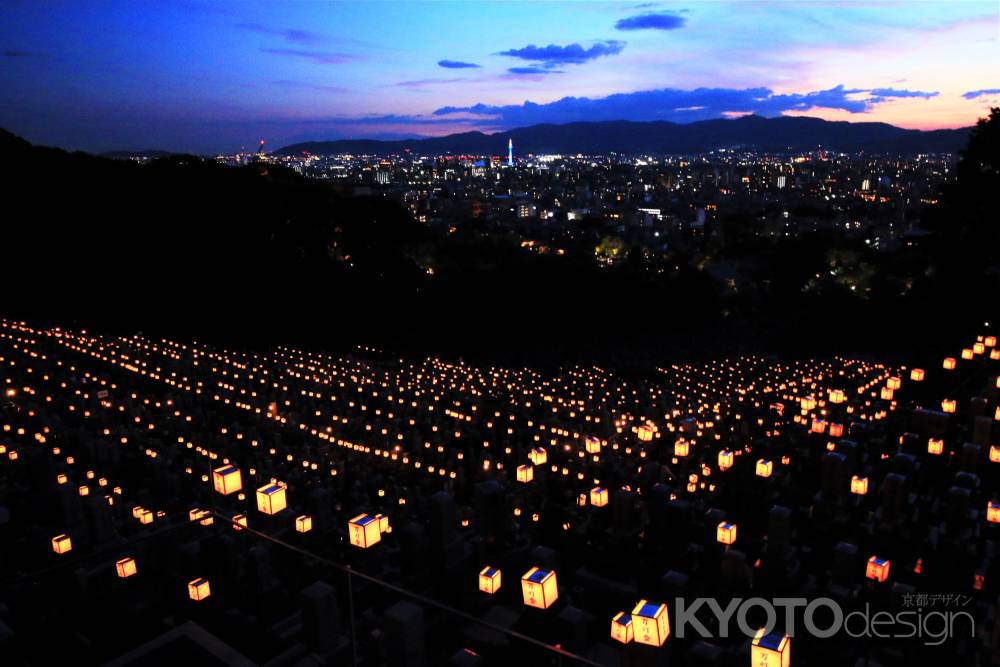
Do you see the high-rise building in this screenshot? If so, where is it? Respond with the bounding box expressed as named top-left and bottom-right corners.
top-left (508, 138), bottom-right (513, 167)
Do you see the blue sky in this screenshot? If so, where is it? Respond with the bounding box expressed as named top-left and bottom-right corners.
top-left (1, 1), bottom-right (998, 152)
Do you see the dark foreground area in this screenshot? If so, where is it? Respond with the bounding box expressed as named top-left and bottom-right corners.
top-left (1, 318), bottom-right (1000, 666)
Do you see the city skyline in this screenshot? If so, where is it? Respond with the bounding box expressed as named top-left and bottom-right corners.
top-left (1, 1), bottom-right (999, 153)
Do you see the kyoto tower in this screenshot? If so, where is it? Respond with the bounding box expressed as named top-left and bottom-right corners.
top-left (508, 138), bottom-right (513, 167)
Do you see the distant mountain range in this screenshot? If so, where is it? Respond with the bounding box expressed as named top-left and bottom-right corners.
top-left (274, 115), bottom-right (971, 157)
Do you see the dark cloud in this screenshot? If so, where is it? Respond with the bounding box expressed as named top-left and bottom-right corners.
top-left (432, 85), bottom-right (939, 126)
top-left (963, 88), bottom-right (1000, 99)
top-left (497, 40), bottom-right (626, 67)
top-left (262, 48), bottom-right (357, 65)
top-left (238, 22), bottom-right (325, 44)
top-left (437, 60), bottom-right (481, 69)
top-left (615, 12), bottom-right (687, 31)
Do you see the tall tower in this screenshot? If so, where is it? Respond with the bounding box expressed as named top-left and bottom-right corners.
top-left (508, 138), bottom-right (513, 167)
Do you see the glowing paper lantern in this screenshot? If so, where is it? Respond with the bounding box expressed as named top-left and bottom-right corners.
top-left (674, 441), bottom-right (690, 456)
top-left (295, 515), bottom-right (312, 533)
top-left (610, 612), bottom-right (633, 644)
top-left (521, 567), bottom-right (558, 609)
top-left (756, 459), bottom-right (773, 478)
top-left (348, 513), bottom-right (381, 548)
top-left (928, 438), bottom-right (944, 455)
top-left (990, 445), bottom-right (1000, 463)
top-left (188, 577), bottom-right (211, 601)
top-left (866, 556), bottom-right (890, 582)
top-left (52, 534), bottom-right (72, 554)
top-left (718, 450), bottom-right (734, 470)
top-left (116, 557), bottom-right (137, 578)
top-left (988, 501), bottom-right (1000, 524)
top-left (233, 513), bottom-right (247, 530)
top-left (751, 629), bottom-right (791, 667)
top-left (590, 486), bottom-right (609, 507)
top-left (717, 521), bottom-right (737, 545)
top-left (516, 464), bottom-right (534, 483)
top-left (479, 566), bottom-right (501, 594)
top-left (256, 482), bottom-right (287, 514)
top-left (631, 599), bottom-right (670, 646)
top-left (909, 368), bottom-right (924, 381)
top-left (941, 399), bottom-right (956, 414)
top-left (637, 423), bottom-right (656, 442)
top-left (829, 423), bottom-right (843, 438)
top-left (943, 357), bottom-right (956, 370)
top-left (850, 476), bottom-right (868, 495)
top-left (212, 464), bottom-right (242, 495)
top-left (528, 447), bottom-right (547, 465)
top-left (585, 436), bottom-right (601, 454)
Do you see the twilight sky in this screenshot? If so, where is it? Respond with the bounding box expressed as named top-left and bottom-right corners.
top-left (2, 1), bottom-right (998, 153)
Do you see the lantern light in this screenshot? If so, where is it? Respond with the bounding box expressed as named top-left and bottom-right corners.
top-left (188, 578), bottom-right (211, 601)
top-left (751, 629), bottom-right (791, 667)
top-left (756, 459), bottom-right (773, 478)
top-left (516, 464), bottom-right (534, 483)
top-left (116, 557), bottom-right (137, 578)
top-left (866, 556), bottom-right (890, 582)
top-left (850, 475), bottom-right (868, 495)
top-left (610, 612), bottom-right (633, 644)
top-left (52, 534), bottom-right (72, 554)
top-left (255, 482), bottom-right (287, 514)
top-left (479, 566), bottom-right (501, 594)
top-left (521, 567), bottom-right (558, 609)
top-left (987, 501), bottom-right (1000, 523)
top-left (717, 521), bottom-right (737, 545)
top-left (909, 368), bottom-right (924, 381)
top-left (348, 513), bottom-right (381, 548)
top-left (590, 486), bottom-right (609, 507)
top-left (295, 515), bottom-right (312, 533)
top-left (212, 464), bottom-right (242, 495)
top-left (718, 450), bottom-right (734, 470)
top-left (630, 599), bottom-right (670, 646)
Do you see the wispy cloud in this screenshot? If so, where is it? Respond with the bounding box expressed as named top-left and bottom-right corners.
top-left (271, 80), bottom-right (348, 94)
top-left (615, 12), bottom-right (687, 31)
top-left (963, 88), bottom-right (1000, 99)
top-left (396, 77), bottom-right (467, 89)
top-left (507, 66), bottom-right (562, 76)
top-left (262, 48), bottom-right (358, 65)
top-left (238, 22), bottom-right (326, 45)
top-left (868, 87), bottom-right (938, 100)
top-left (497, 40), bottom-right (626, 68)
top-left (437, 59), bottom-right (481, 69)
